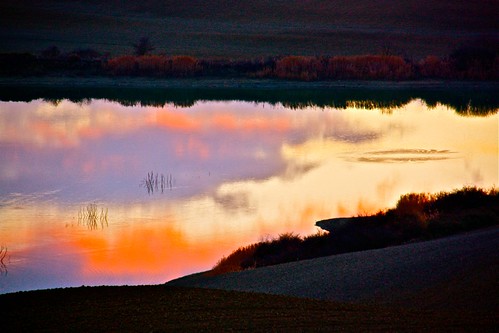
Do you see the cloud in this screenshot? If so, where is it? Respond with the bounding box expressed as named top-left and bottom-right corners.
top-left (347, 149), bottom-right (458, 163)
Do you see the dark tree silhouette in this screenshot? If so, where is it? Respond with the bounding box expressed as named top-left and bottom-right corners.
top-left (41, 45), bottom-right (61, 59)
top-left (132, 37), bottom-right (155, 56)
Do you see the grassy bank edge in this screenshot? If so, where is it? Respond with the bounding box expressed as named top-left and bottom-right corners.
top-left (211, 186), bottom-right (499, 275)
top-left (1, 76), bottom-right (498, 90)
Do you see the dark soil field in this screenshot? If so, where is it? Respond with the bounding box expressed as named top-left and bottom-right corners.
top-left (1, 0), bottom-right (497, 58)
top-left (1, 285), bottom-right (495, 332)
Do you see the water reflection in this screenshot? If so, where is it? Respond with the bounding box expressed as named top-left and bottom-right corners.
top-left (0, 96), bottom-right (497, 294)
top-left (1, 84), bottom-right (498, 116)
top-left (350, 149), bottom-right (457, 163)
top-left (141, 172), bottom-right (174, 194)
top-left (77, 204), bottom-right (108, 230)
top-left (0, 246), bottom-right (7, 276)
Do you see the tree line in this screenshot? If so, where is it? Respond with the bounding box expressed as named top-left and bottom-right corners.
top-left (1, 38), bottom-right (498, 80)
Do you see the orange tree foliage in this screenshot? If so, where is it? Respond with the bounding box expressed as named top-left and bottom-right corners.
top-left (272, 55), bottom-right (414, 80)
top-left (418, 55), bottom-right (451, 78)
top-left (326, 55), bottom-right (413, 80)
top-left (171, 56), bottom-right (199, 76)
top-left (106, 55), bottom-right (137, 75)
top-left (275, 56), bottom-right (325, 81)
top-left (105, 53), bottom-right (497, 80)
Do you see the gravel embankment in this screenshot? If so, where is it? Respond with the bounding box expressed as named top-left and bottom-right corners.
top-left (168, 227), bottom-right (499, 310)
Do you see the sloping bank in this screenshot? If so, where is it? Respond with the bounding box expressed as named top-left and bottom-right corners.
top-left (167, 226), bottom-right (498, 312)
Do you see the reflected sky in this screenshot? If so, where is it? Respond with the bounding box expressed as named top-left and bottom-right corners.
top-left (0, 98), bottom-right (497, 293)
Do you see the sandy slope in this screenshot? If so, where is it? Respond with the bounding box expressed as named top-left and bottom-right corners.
top-left (168, 227), bottom-right (499, 311)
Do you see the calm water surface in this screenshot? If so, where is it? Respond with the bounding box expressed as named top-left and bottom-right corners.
top-left (0, 96), bottom-right (497, 293)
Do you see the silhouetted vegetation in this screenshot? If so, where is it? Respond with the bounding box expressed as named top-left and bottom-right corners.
top-left (1, 42), bottom-right (497, 80)
top-left (212, 187), bottom-right (499, 274)
top-left (1, 83), bottom-right (497, 117)
top-left (104, 52), bottom-right (498, 80)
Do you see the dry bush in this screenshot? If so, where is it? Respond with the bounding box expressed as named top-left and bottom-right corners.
top-left (395, 193), bottom-right (432, 216)
top-left (275, 56), bottom-right (324, 80)
top-left (418, 55), bottom-right (451, 78)
top-left (431, 186), bottom-right (497, 212)
top-left (136, 55), bottom-right (169, 76)
top-left (211, 243), bottom-right (258, 275)
top-left (327, 55), bottom-right (413, 80)
top-left (106, 55), bottom-right (137, 75)
top-left (171, 56), bottom-right (199, 76)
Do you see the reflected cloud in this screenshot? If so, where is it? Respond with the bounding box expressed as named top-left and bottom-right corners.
top-left (214, 191), bottom-right (252, 212)
top-left (347, 149), bottom-right (458, 163)
top-left (330, 131), bottom-right (380, 143)
top-left (281, 161), bottom-right (319, 181)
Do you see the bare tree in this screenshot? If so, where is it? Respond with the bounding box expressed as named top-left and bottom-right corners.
top-left (132, 37), bottom-right (155, 56)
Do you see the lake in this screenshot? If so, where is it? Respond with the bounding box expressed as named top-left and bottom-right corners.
top-left (0, 84), bottom-right (497, 294)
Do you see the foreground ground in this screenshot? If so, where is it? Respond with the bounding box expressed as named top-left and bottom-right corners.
top-left (4, 284), bottom-right (488, 333)
top-left (2, 227), bottom-right (497, 332)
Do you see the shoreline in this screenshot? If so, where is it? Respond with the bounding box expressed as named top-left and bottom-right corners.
top-left (1, 76), bottom-right (498, 90)
top-left (167, 226), bottom-right (499, 308)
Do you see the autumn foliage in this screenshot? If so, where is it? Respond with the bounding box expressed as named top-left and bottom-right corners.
top-left (104, 52), bottom-right (498, 80)
top-left (2, 43), bottom-right (498, 80)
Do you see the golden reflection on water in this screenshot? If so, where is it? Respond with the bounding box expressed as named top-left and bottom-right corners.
top-left (0, 98), bottom-right (497, 293)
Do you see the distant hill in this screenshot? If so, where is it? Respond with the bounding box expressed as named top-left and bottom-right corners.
top-left (1, 0), bottom-right (497, 58)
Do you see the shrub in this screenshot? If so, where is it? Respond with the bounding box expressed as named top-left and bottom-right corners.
top-left (327, 55), bottom-right (413, 80)
top-left (275, 56), bottom-right (324, 81)
top-left (211, 244), bottom-right (258, 275)
top-left (136, 55), bottom-right (169, 76)
top-left (106, 55), bottom-right (137, 75)
top-left (418, 55), bottom-right (451, 78)
top-left (395, 193), bottom-right (431, 218)
top-left (253, 233), bottom-right (302, 267)
top-left (430, 186), bottom-right (496, 212)
top-left (171, 56), bottom-right (199, 77)
top-left (449, 43), bottom-right (499, 80)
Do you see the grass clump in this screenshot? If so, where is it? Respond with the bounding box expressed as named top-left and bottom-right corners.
top-left (212, 187), bottom-right (499, 274)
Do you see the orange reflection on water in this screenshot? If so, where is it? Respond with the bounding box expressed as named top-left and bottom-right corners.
top-left (76, 223), bottom-right (190, 276)
top-left (212, 113), bottom-right (291, 133)
top-left (149, 110), bottom-right (200, 131)
top-left (1, 101), bottom-right (295, 150)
